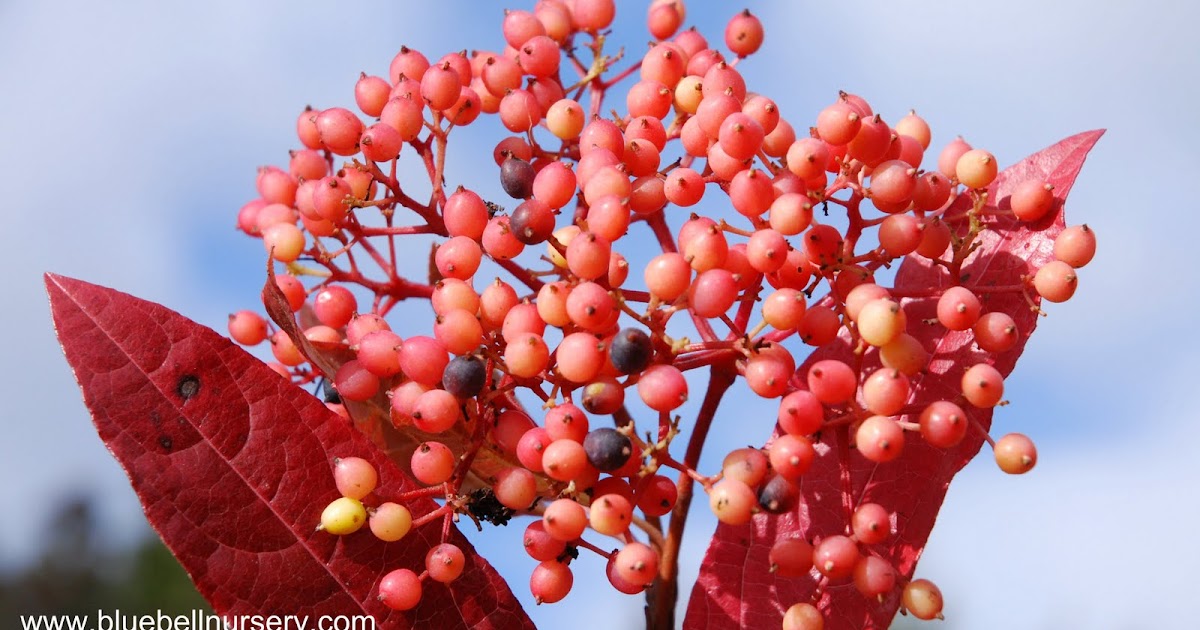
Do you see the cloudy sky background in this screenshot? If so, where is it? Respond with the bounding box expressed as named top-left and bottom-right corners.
top-left (1, 0), bottom-right (1196, 628)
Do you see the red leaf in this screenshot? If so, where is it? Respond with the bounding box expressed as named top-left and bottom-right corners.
top-left (684, 130), bottom-right (1105, 629)
top-left (46, 274), bottom-right (533, 629)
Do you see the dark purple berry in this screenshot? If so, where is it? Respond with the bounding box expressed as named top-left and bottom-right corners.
top-left (757, 474), bottom-right (798, 514)
top-left (500, 157), bottom-right (535, 199)
top-left (443, 355), bottom-right (486, 398)
top-left (510, 199), bottom-right (556, 244)
top-left (583, 428), bottom-right (632, 472)
top-left (609, 328), bottom-right (653, 374)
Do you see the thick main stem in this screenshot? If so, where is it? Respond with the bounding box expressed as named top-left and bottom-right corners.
top-left (644, 365), bottom-right (737, 630)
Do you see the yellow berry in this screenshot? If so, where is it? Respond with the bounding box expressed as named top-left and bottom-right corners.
top-left (320, 497), bottom-right (367, 535)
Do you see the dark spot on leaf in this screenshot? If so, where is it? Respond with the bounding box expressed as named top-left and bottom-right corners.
top-left (177, 375), bottom-right (200, 401)
top-left (159, 435), bottom-right (173, 451)
top-left (149, 410), bottom-right (161, 425)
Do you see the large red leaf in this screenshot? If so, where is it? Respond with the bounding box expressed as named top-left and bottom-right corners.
top-left (684, 130), bottom-right (1105, 629)
top-left (46, 274), bottom-right (533, 629)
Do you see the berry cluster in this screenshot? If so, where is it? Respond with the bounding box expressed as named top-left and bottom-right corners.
top-left (227, 0), bottom-right (1094, 627)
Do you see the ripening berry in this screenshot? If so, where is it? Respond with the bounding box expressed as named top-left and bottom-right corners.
top-left (816, 102), bottom-right (861, 146)
top-left (919, 400), bottom-right (969, 449)
top-left (1054, 224), bottom-right (1096, 267)
top-left (411, 440), bottom-right (456, 486)
top-left (722, 447), bottom-right (769, 487)
top-left (589, 493), bottom-right (633, 536)
top-left (228, 310), bottom-right (268, 346)
top-left (1033, 260), bottom-right (1078, 302)
top-left (956, 148), bottom-right (998, 189)
top-left (807, 359), bottom-right (857, 404)
top-left (782, 603), bottom-right (824, 630)
top-left (319, 497), bottom-right (366, 535)
top-left (937, 136), bottom-right (972, 179)
top-left (855, 415), bottom-right (905, 463)
top-left (542, 439), bottom-right (590, 482)
top-left (333, 457), bottom-right (378, 500)
top-left (853, 555), bottom-right (897, 597)
top-left (813, 535), bottom-right (859, 580)
top-left (638, 364), bottom-right (688, 411)
top-left (862, 368), bottom-right (911, 416)
top-left (869, 159), bottom-right (919, 205)
top-left (708, 478), bottom-right (758, 525)
top-left (368, 502), bottom-right (412, 542)
top-left (636, 475), bottom-right (677, 517)
top-left (493, 467), bottom-right (538, 509)
top-left (615, 542), bottom-right (659, 587)
top-left (961, 363), bottom-right (1004, 408)
top-left (856, 298), bottom-right (907, 347)
top-left (333, 360), bottom-right (380, 402)
top-left (902, 578), bottom-right (944, 620)
top-left (378, 568), bottom-right (422, 611)
top-left (555, 333), bottom-right (606, 384)
top-left (937, 286), bottom-right (982, 331)
top-left (777, 390), bottom-right (824, 437)
top-left (798, 305), bottom-right (840, 346)
top-left (880, 333), bottom-right (928, 376)
top-left (524, 520), bottom-right (567, 562)
top-left (851, 503), bottom-right (891, 545)
top-left (411, 389), bottom-right (461, 433)
top-left (426, 543), bottom-right (467, 583)
top-left (262, 223), bottom-right (305, 263)
top-left (724, 9), bottom-right (764, 57)
top-left (973, 311), bottom-right (1019, 353)
top-left (768, 435), bottom-right (815, 481)
top-left (543, 498), bottom-right (588, 542)
top-left (994, 432), bottom-right (1037, 474)
top-left (1010, 179), bottom-right (1056, 222)
top-left (532, 559), bottom-right (573, 604)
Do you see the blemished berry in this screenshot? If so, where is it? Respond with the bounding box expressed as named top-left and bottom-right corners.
top-left (636, 474), bottom-right (677, 517)
top-left (722, 447), bottom-right (769, 487)
top-left (708, 478), bottom-right (758, 525)
top-left (426, 543), bottom-right (467, 583)
top-left (319, 497), bottom-right (367, 535)
top-left (583, 428), bottom-right (633, 472)
top-left (411, 441), bottom-right (456, 485)
top-left (333, 456), bottom-right (378, 500)
top-left (493, 467), bottom-right (538, 510)
top-left (614, 542), bottom-right (658, 586)
top-left (902, 578), bottom-right (944, 620)
top-left (581, 378), bottom-right (625, 415)
top-left (442, 355), bottom-right (486, 398)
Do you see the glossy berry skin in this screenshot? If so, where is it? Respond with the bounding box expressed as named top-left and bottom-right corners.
top-left (320, 497), bottom-right (366, 535)
top-left (609, 328), bottom-right (653, 374)
top-left (378, 568), bottom-right (422, 611)
top-left (583, 428), bottom-right (633, 472)
top-left (443, 355), bottom-right (486, 398)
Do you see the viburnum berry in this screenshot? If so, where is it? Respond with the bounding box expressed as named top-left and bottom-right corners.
top-left (319, 497), bottom-right (367, 536)
top-left (332, 456), bottom-right (377, 500)
top-left (221, 4), bottom-right (1099, 625)
top-left (902, 578), bottom-right (945, 620)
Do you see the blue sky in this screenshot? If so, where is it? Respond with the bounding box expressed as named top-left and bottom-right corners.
top-left (1, 0), bottom-right (1197, 628)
